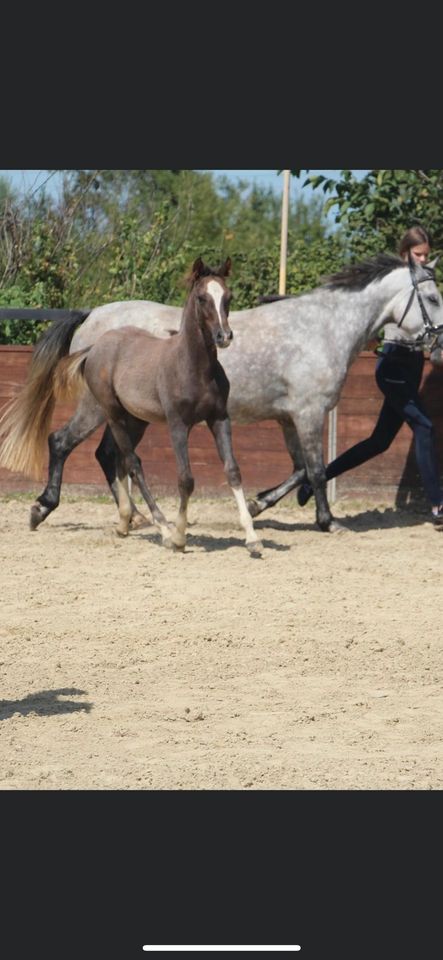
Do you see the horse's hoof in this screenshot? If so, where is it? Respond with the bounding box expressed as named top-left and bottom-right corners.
top-left (167, 522), bottom-right (186, 550)
top-left (115, 526), bottom-right (130, 538)
top-left (328, 519), bottom-right (346, 533)
top-left (246, 540), bottom-right (263, 557)
top-left (170, 534), bottom-right (186, 551)
top-left (162, 536), bottom-right (178, 550)
top-left (129, 512), bottom-right (151, 530)
top-left (247, 499), bottom-right (262, 518)
top-left (172, 541), bottom-right (186, 553)
top-left (29, 503), bottom-right (45, 531)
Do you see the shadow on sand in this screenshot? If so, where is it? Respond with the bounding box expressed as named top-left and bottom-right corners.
top-left (254, 506), bottom-right (429, 534)
top-left (133, 529), bottom-right (289, 553)
top-left (0, 687), bottom-right (92, 721)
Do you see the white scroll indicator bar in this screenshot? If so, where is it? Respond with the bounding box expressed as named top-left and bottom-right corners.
top-left (142, 948), bottom-right (301, 953)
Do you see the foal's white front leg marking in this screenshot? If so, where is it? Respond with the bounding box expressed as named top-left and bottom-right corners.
top-left (175, 507), bottom-right (188, 540)
top-left (157, 518), bottom-right (184, 549)
top-left (232, 486), bottom-right (263, 554)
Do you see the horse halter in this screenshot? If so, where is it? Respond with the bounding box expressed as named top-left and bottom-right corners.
top-left (397, 258), bottom-right (443, 342)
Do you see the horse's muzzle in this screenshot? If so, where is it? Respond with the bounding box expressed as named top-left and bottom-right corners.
top-left (215, 330), bottom-right (233, 348)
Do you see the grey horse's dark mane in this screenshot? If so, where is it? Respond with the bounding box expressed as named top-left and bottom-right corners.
top-left (323, 253), bottom-right (405, 291)
top-left (257, 254), bottom-right (406, 306)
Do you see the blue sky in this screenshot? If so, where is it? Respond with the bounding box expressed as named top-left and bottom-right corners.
top-left (1, 169), bottom-right (369, 199)
top-left (1, 170), bottom-right (60, 196)
top-left (203, 170), bottom-right (369, 194)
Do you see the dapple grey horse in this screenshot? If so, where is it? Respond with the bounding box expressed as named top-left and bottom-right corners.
top-left (1, 254), bottom-right (442, 533)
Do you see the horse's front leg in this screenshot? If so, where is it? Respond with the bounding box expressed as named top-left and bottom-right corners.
top-left (169, 420), bottom-right (194, 550)
top-left (207, 416), bottom-right (263, 556)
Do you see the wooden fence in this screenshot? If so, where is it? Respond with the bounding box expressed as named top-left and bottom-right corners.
top-left (1, 346), bottom-right (443, 503)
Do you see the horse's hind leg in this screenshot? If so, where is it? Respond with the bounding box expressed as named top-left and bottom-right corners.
top-left (95, 424), bottom-right (151, 529)
top-left (247, 411), bottom-right (341, 532)
top-left (95, 426), bottom-right (122, 509)
top-left (248, 466), bottom-right (307, 517)
top-left (111, 416), bottom-right (152, 536)
top-left (280, 419), bottom-right (305, 472)
top-left (248, 419), bottom-right (307, 516)
top-left (30, 391), bottom-right (106, 530)
top-left (292, 410), bottom-right (342, 532)
top-left (207, 416), bottom-right (262, 556)
top-left (109, 416), bottom-right (183, 549)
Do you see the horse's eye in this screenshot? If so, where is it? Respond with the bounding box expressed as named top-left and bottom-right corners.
top-left (428, 294), bottom-right (439, 305)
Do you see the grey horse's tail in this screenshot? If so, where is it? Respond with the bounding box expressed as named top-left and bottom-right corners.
top-left (0, 308), bottom-right (90, 479)
top-left (0, 307), bottom-right (90, 323)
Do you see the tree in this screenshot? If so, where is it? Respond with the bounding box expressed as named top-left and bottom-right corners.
top-left (0, 169), bottom-right (345, 342)
top-left (0, 176), bottom-right (18, 205)
top-left (302, 170), bottom-right (443, 263)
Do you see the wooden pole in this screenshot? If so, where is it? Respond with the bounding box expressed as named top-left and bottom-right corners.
top-left (279, 170), bottom-right (291, 294)
top-left (327, 405), bottom-right (337, 504)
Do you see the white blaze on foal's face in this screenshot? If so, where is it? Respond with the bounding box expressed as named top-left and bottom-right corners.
top-left (206, 279), bottom-right (226, 324)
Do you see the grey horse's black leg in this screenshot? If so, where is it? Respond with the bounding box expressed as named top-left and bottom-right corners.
top-left (247, 419), bottom-right (307, 517)
top-left (279, 418), bottom-right (305, 472)
top-left (95, 424), bottom-right (150, 527)
top-left (249, 461), bottom-right (336, 530)
top-left (248, 468), bottom-right (308, 516)
top-left (248, 413), bottom-right (341, 532)
top-left (291, 413), bottom-right (341, 531)
top-left (94, 426), bottom-right (120, 507)
top-left (30, 393), bottom-right (106, 530)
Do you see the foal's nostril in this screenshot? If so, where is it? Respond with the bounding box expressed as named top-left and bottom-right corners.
top-left (215, 329), bottom-right (233, 346)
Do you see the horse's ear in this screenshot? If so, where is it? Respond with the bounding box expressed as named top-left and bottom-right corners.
top-left (220, 257), bottom-right (232, 277)
top-left (192, 257), bottom-right (205, 278)
top-left (408, 252), bottom-right (438, 276)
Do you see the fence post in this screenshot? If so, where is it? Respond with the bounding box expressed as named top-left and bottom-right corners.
top-left (327, 406), bottom-right (337, 503)
top-left (279, 171), bottom-right (291, 295)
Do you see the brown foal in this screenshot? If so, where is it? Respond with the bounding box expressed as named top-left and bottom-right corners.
top-left (56, 257), bottom-right (262, 556)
